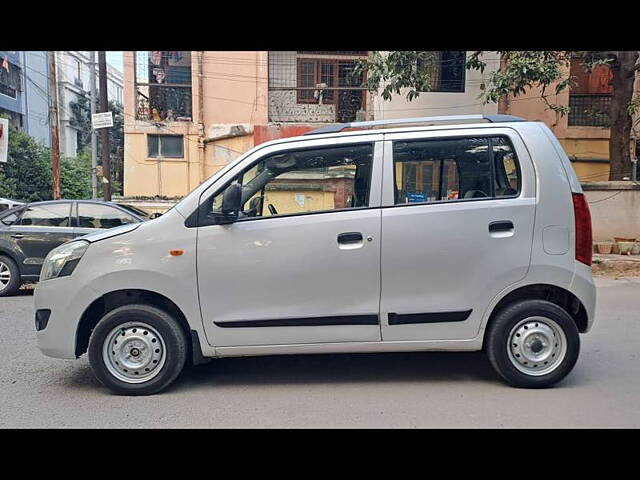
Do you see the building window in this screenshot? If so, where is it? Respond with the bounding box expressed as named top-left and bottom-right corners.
top-left (0, 63), bottom-right (22, 99)
top-left (568, 60), bottom-right (613, 127)
top-left (134, 51), bottom-right (192, 122)
top-left (268, 51), bottom-right (368, 124)
top-left (73, 58), bottom-right (83, 88)
top-left (148, 135), bottom-right (184, 158)
top-left (417, 51), bottom-right (466, 93)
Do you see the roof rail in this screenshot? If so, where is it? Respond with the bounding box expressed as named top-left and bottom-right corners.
top-left (303, 114), bottom-right (525, 136)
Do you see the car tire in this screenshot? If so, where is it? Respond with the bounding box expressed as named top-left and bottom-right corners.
top-left (88, 304), bottom-right (188, 396)
top-left (0, 255), bottom-right (21, 297)
top-left (485, 299), bottom-right (580, 388)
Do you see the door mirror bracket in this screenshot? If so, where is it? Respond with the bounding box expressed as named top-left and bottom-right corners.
top-left (214, 182), bottom-right (242, 224)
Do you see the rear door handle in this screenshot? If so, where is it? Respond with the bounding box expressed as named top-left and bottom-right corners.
top-left (489, 221), bottom-right (514, 238)
top-left (10, 234), bottom-right (24, 239)
top-left (337, 232), bottom-right (363, 244)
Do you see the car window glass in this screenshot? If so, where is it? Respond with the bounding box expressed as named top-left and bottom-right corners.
top-left (0, 211), bottom-right (19, 226)
top-left (210, 144), bottom-right (374, 219)
top-left (493, 136), bottom-right (521, 197)
top-left (394, 137), bottom-right (490, 204)
top-left (19, 204), bottom-right (70, 227)
top-left (78, 204), bottom-right (137, 229)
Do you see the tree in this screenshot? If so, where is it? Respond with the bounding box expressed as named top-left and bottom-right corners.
top-left (2, 125), bottom-right (53, 201)
top-left (0, 122), bottom-right (93, 201)
top-left (356, 51), bottom-right (639, 181)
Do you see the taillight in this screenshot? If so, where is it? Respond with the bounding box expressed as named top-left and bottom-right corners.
top-left (572, 193), bottom-right (592, 266)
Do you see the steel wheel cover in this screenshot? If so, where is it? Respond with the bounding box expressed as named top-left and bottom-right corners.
top-left (102, 322), bottom-right (167, 384)
top-left (507, 316), bottom-right (568, 376)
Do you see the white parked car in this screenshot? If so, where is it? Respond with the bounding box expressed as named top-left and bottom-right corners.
top-left (34, 115), bottom-right (596, 395)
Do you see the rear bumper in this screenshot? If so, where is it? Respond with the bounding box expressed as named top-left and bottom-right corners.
top-left (570, 261), bottom-right (597, 333)
top-left (34, 276), bottom-right (99, 359)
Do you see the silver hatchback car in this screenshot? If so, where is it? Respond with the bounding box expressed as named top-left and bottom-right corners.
top-left (34, 115), bottom-right (596, 395)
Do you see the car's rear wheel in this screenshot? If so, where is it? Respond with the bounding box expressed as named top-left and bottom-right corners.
top-left (486, 299), bottom-right (580, 388)
top-left (88, 304), bottom-right (188, 395)
top-left (0, 255), bottom-right (21, 297)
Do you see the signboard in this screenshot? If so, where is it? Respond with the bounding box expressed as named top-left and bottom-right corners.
top-left (0, 118), bottom-right (8, 163)
top-left (92, 112), bottom-right (113, 130)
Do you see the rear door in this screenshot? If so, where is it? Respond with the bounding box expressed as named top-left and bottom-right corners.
top-left (6, 202), bottom-right (75, 276)
top-left (379, 128), bottom-right (536, 342)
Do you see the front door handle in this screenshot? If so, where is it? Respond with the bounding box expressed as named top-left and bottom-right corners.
top-left (10, 234), bottom-right (24, 239)
top-left (337, 232), bottom-right (363, 244)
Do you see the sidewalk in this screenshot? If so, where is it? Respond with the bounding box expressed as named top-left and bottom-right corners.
top-left (592, 253), bottom-right (640, 278)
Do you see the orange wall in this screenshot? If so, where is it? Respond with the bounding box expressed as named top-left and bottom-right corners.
top-left (200, 51), bottom-right (268, 126)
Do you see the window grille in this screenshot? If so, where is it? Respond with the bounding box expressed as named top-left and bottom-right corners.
top-left (134, 51), bottom-right (192, 122)
top-left (268, 51), bottom-right (368, 123)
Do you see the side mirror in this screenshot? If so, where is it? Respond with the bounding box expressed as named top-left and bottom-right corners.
top-left (218, 182), bottom-right (242, 223)
top-left (150, 212), bottom-right (163, 219)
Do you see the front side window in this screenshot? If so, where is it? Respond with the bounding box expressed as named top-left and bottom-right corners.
top-left (148, 135), bottom-right (184, 158)
top-left (208, 144), bottom-right (374, 220)
top-left (78, 204), bottom-right (137, 229)
top-left (19, 204), bottom-right (70, 227)
top-left (393, 136), bottom-right (521, 205)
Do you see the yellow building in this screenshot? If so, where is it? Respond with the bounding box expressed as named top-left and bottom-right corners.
top-left (123, 51), bottom-right (639, 200)
top-left (122, 51), bottom-right (372, 199)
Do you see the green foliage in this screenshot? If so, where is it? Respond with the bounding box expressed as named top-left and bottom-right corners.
top-left (354, 51), bottom-right (440, 101)
top-left (61, 150), bottom-right (92, 199)
top-left (359, 51), bottom-right (631, 116)
top-left (69, 95), bottom-right (125, 194)
top-left (1, 126), bottom-right (52, 201)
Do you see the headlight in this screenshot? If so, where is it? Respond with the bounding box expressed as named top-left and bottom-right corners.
top-left (41, 240), bottom-right (90, 281)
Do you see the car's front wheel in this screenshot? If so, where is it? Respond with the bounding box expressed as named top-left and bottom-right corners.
top-left (485, 299), bottom-right (580, 388)
top-left (88, 304), bottom-right (188, 395)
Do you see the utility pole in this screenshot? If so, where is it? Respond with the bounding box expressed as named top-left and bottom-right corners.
top-left (98, 51), bottom-right (111, 201)
top-left (47, 51), bottom-right (61, 199)
top-left (90, 51), bottom-right (98, 199)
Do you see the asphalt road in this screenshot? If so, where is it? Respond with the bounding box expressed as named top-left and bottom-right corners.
top-left (1, 278), bottom-right (639, 428)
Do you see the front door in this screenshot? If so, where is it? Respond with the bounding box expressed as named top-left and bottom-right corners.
top-left (379, 131), bottom-right (536, 342)
top-left (196, 141), bottom-right (383, 348)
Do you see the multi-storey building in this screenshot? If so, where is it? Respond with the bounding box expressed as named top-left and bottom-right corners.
top-left (0, 50), bottom-right (51, 146)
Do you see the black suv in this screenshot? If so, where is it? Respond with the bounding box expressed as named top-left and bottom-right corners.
top-left (0, 200), bottom-right (148, 296)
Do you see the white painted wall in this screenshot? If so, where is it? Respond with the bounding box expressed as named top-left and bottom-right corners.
top-left (372, 51), bottom-right (501, 120)
top-left (55, 51), bottom-right (124, 158)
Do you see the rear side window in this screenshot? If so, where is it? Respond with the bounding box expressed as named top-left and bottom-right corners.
top-left (19, 204), bottom-right (71, 227)
top-left (78, 204), bottom-right (137, 229)
top-left (493, 136), bottom-right (520, 197)
top-left (393, 136), bottom-right (521, 205)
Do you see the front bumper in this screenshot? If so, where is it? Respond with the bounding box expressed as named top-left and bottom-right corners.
top-left (34, 276), bottom-right (100, 359)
